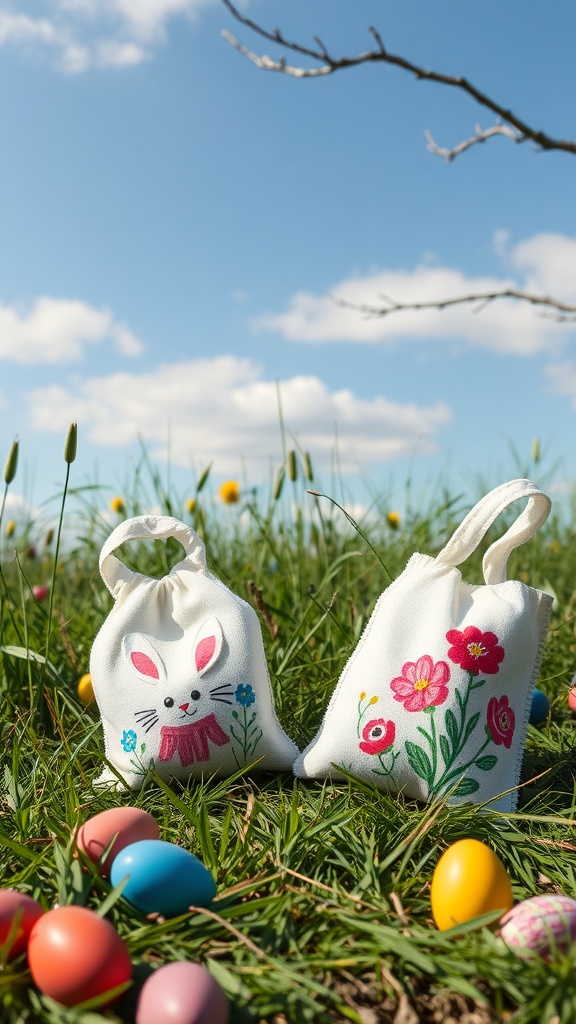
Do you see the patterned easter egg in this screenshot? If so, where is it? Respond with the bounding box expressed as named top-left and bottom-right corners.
top-left (499, 894), bottom-right (576, 958)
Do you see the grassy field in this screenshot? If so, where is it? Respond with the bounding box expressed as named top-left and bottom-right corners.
top-left (1, 434), bottom-right (576, 1024)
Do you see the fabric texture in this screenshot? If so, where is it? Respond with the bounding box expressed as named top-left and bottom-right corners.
top-left (90, 516), bottom-right (299, 789)
top-left (293, 480), bottom-right (554, 813)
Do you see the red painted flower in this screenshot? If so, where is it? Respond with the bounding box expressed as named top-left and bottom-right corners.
top-left (446, 626), bottom-right (504, 675)
top-left (390, 654), bottom-right (450, 713)
top-left (487, 695), bottom-right (515, 749)
top-left (359, 718), bottom-right (396, 755)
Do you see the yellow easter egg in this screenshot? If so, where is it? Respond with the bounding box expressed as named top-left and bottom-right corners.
top-left (430, 838), bottom-right (513, 931)
top-left (77, 673), bottom-right (94, 705)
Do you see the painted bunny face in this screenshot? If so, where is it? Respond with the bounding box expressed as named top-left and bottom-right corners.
top-left (124, 615), bottom-right (232, 733)
top-left (120, 615), bottom-right (239, 769)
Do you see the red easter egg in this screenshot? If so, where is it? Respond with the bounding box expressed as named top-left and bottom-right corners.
top-left (27, 905), bottom-right (132, 1007)
top-left (0, 889), bottom-right (44, 958)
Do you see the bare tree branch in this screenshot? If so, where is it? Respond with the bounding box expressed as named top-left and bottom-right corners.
top-left (334, 290), bottom-right (576, 323)
top-left (424, 122), bottom-right (525, 161)
top-left (220, 0), bottom-right (576, 157)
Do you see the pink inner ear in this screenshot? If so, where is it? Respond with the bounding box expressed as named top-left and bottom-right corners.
top-left (195, 635), bottom-right (216, 672)
top-left (131, 651), bottom-right (159, 679)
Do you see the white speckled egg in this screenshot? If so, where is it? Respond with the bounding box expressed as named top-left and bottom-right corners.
top-left (499, 894), bottom-right (576, 958)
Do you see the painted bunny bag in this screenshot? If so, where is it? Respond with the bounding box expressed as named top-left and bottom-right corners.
top-left (90, 515), bottom-right (299, 789)
top-left (294, 480), bottom-right (553, 812)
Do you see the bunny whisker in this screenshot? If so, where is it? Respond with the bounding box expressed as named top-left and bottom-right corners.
top-left (142, 717), bottom-right (160, 733)
top-left (210, 697), bottom-right (234, 705)
top-left (209, 684), bottom-right (235, 694)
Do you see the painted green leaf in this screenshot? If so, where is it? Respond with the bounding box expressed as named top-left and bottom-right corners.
top-left (453, 777), bottom-right (480, 796)
top-left (476, 754), bottom-right (498, 771)
top-left (439, 734), bottom-right (451, 766)
top-left (445, 709), bottom-right (458, 751)
top-left (462, 711), bottom-right (481, 746)
top-left (405, 741), bottom-right (433, 783)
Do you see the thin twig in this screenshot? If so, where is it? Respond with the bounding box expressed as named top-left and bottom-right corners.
top-left (221, 1), bottom-right (576, 156)
top-left (334, 289), bottom-right (576, 323)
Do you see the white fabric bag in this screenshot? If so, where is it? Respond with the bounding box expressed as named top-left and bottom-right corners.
top-left (294, 480), bottom-right (553, 813)
top-left (90, 515), bottom-right (299, 789)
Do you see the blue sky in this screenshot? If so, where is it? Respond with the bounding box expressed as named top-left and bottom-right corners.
top-left (1, 0), bottom-right (576, 528)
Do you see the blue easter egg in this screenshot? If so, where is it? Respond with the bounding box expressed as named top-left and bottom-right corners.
top-left (529, 687), bottom-right (550, 726)
top-left (110, 840), bottom-right (216, 917)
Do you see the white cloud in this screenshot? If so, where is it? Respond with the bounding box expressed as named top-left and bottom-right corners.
top-left (511, 233), bottom-right (576, 301)
top-left (24, 356), bottom-right (452, 474)
top-left (0, 1), bottom-right (216, 71)
top-left (545, 361), bottom-right (576, 408)
top-left (0, 297), bottom-right (143, 363)
top-left (253, 233), bottom-right (576, 355)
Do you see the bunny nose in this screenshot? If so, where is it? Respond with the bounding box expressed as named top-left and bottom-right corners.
top-left (179, 702), bottom-right (190, 712)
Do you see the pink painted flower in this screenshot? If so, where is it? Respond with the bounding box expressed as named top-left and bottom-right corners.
top-left (487, 695), bottom-right (515, 749)
top-left (446, 626), bottom-right (504, 675)
top-left (359, 718), bottom-right (396, 755)
top-left (390, 655), bottom-right (450, 713)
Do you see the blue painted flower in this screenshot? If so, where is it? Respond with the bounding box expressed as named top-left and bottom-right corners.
top-left (235, 683), bottom-right (256, 708)
top-left (121, 729), bottom-right (137, 753)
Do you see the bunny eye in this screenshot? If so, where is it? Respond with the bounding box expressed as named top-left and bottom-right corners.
top-left (164, 696), bottom-right (174, 708)
top-left (190, 690), bottom-right (201, 701)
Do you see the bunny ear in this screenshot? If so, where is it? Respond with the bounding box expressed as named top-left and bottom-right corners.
top-left (193, 616), bottom-right (223, 676)
top-left (123, 634), bottom-right (166, 684)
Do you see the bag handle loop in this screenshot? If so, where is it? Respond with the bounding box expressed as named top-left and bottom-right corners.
top-left (99, 515), bottom-right (207, 598)
top-left (435, 479), bottom-right (551, 584)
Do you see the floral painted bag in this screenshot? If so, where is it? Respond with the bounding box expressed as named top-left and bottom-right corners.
top-left (90, 515), bottom-right (299, 789)
top-left (294, 479), bottom-right (553, 812)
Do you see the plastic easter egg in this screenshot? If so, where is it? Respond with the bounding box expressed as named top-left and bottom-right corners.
top-left (430, 838), bottom-right (513, 931)
top-left (77, 672), bottom-right (94, 704)
top-left (0, 889), bottom-right (44, 958)
top-left (568, 685), bottom-right (576, 713)
top-left (136, 961), bottom-right (230, 1024)
top-left (499, 894), bottom-right (576, 958)
top-left (110, 839), bottom-right (216, 918)
top-left (75, 806), bottom-right (160, 878)
top-left (27, 905), bottom-right (132, 1007)
top-left (529, 688), bottom-right (550, 725)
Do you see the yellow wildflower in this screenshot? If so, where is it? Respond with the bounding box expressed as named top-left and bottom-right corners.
top-left (5, 519), bottom-right (15, 538)
top-left (219, 480), bottom-right (240, 505)
top-left (369, 695), bottom-right (379, 705)
top-left (110, 496), bottom-right (125, 514)
top-left (186, 497), bottom-right (197, 514)
top-left (359, 691), bottom-right (367, 701)
top-left (77, 673), bottom-right (94, 705)
top-left (386, 511), bottom-right (400, 530)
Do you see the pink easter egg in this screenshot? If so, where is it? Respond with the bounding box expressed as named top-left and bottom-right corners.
top-left (75, 806), bottom-right (160, 878)
top-left (136, 961), bottom-right (230, 1024)
top-left (499, 894), bottom-right (576, 958)
top-left (568, 686), bottom-right (576, 713)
